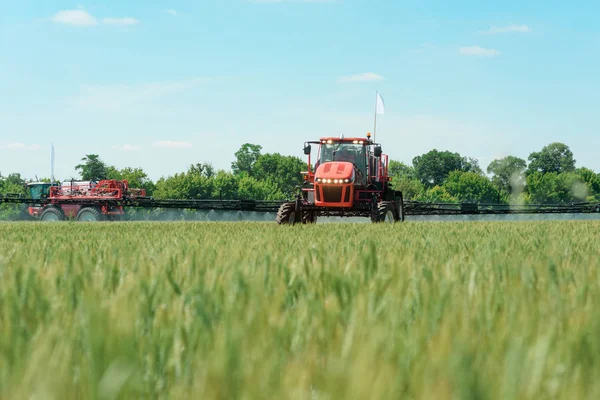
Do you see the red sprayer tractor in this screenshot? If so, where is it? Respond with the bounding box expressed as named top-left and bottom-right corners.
top-left (25, 180), bottom-right (146, 221)
top-left (275, 133), bottom-right (405, 224)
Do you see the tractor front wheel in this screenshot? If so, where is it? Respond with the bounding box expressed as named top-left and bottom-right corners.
top-left (277, 202), bottom-right (315, 225)
top-left (40, 206), bottom-right (65, 222)
top-left (76, 207), bottom-right (104, 222)
top-left (276, 202), bottom-right (296, 224)
top-left (372, 201), bottom-right (398, 223)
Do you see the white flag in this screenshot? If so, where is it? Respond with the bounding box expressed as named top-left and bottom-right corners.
top-left (376, 92), bottom-right (385, 115)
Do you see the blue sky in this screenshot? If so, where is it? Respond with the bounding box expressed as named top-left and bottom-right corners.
top-left (1, 0), bottom-right (599, 181)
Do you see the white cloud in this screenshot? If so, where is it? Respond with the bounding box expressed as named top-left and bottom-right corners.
top-left (101, 17), bottom-right (140, 26)
top-left (76, 78), bottom-right (211, 111)
top-left (152, 141), bottom-right (193, 149)
top-left (0, 143), bottom-right (26, 149)
top-left (0, 143), bottom-right (41, 150)
top-left (459, 46), bottom-right (501, 57)
top-left (113, 144), bottom-right (141, 151)
top-left (480, 25), bottom-right (532, 35)
top-left (51, 10), bottom-right (98, 26)
top-left (49, 9), bottom-right (139, 27)
top-left (165, 10), bottom-right (179, 16)
top-left (338, 72), bottom-right (385, 83)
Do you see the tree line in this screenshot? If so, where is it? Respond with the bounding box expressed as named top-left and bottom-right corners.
top-left (1, 141), bottom-right (600, 220)
top-left (391, 142), bottom-right (600, 205)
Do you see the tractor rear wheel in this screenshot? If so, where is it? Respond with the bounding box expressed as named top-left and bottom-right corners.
top-left (372, 201), bottom-right (398, 223)
top-left (276, 202), bottom-right (296, 225)
top-left (76, 207), bottom-right (104, 222)
top-left (40, 206), bottom-right (65, 222)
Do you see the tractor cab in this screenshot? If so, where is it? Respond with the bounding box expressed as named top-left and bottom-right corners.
top-left (317, 141), bottom-right (368, 185)
top-left (26, 182), bottom-right (59, 199)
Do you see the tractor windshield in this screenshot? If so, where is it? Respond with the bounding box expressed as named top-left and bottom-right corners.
top-left (319, 143), bottom-right (367, 174)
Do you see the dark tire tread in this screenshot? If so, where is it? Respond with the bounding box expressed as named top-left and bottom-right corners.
top-left (373, 201), bottom-right (398, 223)
top-left (302, 211), bottom-right (317, 224)
top-left (276, 202), bottom-right (295, 225)
top-left (77, 207), bottom-right (104, 222)
top-left (40, 206), bottom-right (65, 221)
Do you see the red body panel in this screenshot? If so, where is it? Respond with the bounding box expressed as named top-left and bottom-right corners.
top-left (315, 162), bottom-right (354, 180)
top-left (61, 204), bottom-right (81, 218)
top-left (314, 161), bottom-right (355, 207)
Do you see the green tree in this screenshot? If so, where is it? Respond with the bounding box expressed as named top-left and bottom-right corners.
top-left (153, 162), bottom-right (220, 200)
top-left (231, 143), bottom-right (262, 176)
top-left (153, 172), bottom-right (214, 200)
top-left (388, 160), bottom-right (416, 180)
top-left (236, 175), bottom-right (285, 200)
top-left (486, 156), bottom-right (527, 195)
top-left (75, 154), bottom-right (108, 181)
top-left (575, 167), bottom-right (600, 201)
top-left (392, 178), bottom-right (424, 200)
top-left (252, 153), bottom-right (305, 198)
top-left (525, 172), bottom-right (587, 204)
top-left (0, 173), bottom-right (28, 220)
top-left (1, 173), bottom-right (26, 192)
top-left (212, 170), bottom-right (240, 199)
top-left (412, 150), bottom-right (481, 188)
top-left (189, 162), bottom-right (215, 179)
top-left (443, 171), bottom-right (501, 203)
top-left (527, 142), bottom-right (575, 175)
top-left (388, 161), bottom-right (423, 199)
top-left (414, 186), bottom-right (457, 203)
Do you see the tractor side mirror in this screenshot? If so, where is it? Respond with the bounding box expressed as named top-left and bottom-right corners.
top-left (303, 144), bottom-right (311, 155)
top-left (374, 146), bottom-right (382, 157)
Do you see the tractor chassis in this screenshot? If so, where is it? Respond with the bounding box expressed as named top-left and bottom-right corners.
top-left (299, 203), bottom-right (373, 218)
top-left (277, 193), bottom-right (405, 224)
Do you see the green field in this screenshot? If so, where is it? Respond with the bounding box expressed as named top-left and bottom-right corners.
top-left (1, 221), bottom-right (600, 399)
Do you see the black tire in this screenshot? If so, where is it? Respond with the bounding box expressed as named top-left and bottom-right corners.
top-left (40, 206), bottom-right (65, 222)
top-left (372, 201), bottom-right (398, 223)
top-left (396, 193), bottom-right (405, 222)
top-left (302, 211), bottom-right (318, 224)
top-left (76, 207), bottom-right (104, 222)
top-left (276, 202), bottom-right (296, 225)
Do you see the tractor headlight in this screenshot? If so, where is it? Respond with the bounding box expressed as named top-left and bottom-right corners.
top-left (316, 178), bottom-right (353, 184)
